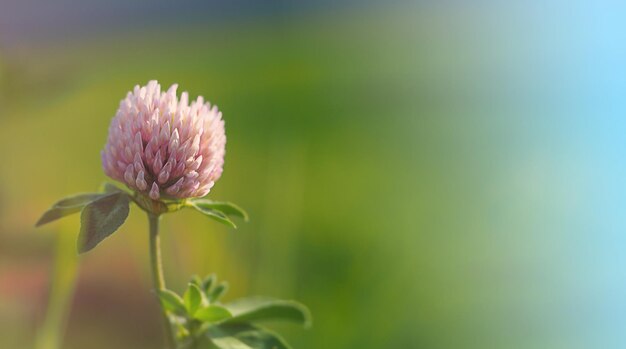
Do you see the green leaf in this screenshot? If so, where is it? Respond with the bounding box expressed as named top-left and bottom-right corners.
top-left (36, 193), bottom-right (105, 227)
top-left (56, 193), bottom-right (105, 207)
top-left (189, 203), bottom-right (237, 228)
top-left (223, 298), bottom-right (311, 328)
top-left (77, 192), bottom-right (130, 253)
top-left (195, 305), bottom-right (232, 323)
top-left (207, 324), bottom-right (291, 349)
top-left (191, 200), bottom-right (249, 221)
top-left (185, 336), bottom-right (220, 349)
top-left (158, 289), bottom-right (187, 316)
top-left (190, 275), bottom-right (203, 287)
top-left (101, 182), bottom-right (126, 194)
top-left (208, 282), bottom-right (229, 303)
top-left (202, 274), bottom-right (217, 295)
top-left (184, 283), bottom-right (205, 315)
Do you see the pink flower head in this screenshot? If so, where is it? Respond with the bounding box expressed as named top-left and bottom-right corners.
top-left (102, 80), bottom-right (225, 200)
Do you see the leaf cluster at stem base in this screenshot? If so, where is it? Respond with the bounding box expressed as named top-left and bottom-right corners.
top-left (158, 275), bottom-right (311, 349)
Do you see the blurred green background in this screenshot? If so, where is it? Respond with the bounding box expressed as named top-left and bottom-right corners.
top-left (1, 1), bottom-right (626, 348)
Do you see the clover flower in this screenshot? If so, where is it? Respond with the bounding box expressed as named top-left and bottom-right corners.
top-left (37, 81), bottom-right (309, 349)
top-left (101, 80), bottom-right (225, 200)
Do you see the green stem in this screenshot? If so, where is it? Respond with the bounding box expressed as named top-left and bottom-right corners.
top-left (149, 213), bottom-right (177, 349)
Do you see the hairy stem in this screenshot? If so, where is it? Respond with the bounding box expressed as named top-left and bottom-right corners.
top-left (149, 213), bottom-right (177, 349)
